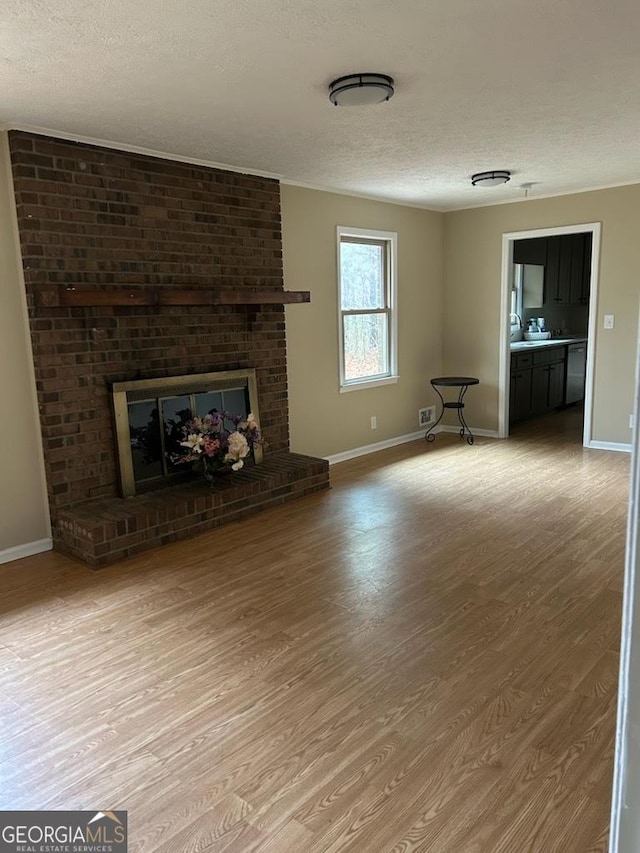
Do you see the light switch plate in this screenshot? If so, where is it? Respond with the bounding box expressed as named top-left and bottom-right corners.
top-left (604, 314), bottom-right (615, 329)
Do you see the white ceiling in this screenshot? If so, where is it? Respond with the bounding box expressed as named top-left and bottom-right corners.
top-left (2, 0), bottom-right (640, 211)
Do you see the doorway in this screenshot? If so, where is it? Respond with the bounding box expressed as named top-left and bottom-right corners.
top-left (498, 223), bottom-right (601, 444)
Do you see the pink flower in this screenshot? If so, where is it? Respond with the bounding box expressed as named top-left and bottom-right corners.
top-left (203, 437), bottom-right (220, 457)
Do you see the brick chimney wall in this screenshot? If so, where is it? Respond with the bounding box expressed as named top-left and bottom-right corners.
top-left (9, 131), bottom-right (291, 513)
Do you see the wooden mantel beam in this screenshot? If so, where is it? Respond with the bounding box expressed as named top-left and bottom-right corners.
top-left (36, 287), bottom-right (311, 308)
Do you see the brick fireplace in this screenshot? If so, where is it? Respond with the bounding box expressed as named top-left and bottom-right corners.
top-left (9, 131), bottom-right (329, 567)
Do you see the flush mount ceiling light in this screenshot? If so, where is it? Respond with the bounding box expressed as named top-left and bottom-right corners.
top-left (328, 73), bottom-right (394, 106)
top-left (471, 170), bottom-right (511, 187)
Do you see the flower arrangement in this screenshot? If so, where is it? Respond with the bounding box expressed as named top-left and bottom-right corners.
top-left (173, 411), bottom-right (261, 480)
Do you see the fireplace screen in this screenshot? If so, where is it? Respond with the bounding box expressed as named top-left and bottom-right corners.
top-left (111, 369), bottom-right (262, 497)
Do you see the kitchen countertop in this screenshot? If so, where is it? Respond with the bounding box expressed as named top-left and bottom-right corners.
top-left (510, 337), bottom-right (587, 352)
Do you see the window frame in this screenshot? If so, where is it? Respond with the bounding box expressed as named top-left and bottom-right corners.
top-left (512, 263), bottom-right (524, 318)
top-left (336, 225), bottom-right (398, 392)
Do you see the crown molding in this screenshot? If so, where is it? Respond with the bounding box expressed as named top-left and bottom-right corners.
top-left (3, 121), bottom-right (639, 213)
top-left (0, 122), bottom-right (283, 181)
top-left (280, 178), bottom-right (443, 212)
top-left (0, 121), bottom-right (442, 212)
top-left (445, 177), bottom-right (640, 213)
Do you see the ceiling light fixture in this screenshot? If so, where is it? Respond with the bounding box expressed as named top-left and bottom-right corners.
top-left (328, 73), bottom-right (394, 106)
top-left (471, 170), bottom-right (511, 187)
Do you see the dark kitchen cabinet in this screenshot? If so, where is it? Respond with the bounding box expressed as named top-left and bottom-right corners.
top-left (568, 233), bottom-right (586, 304)
top-left (510, 352), bottom-right (533, 424)
top-left (531, 365), bottom-right (549, 415)
top-left (531, 360), bottom-right (564, 414)
top-left (513, 237), bottom-right (547, 266)
top-left (545, 236), bottom-right (571, 305)
top-left (581, 236), bottom-right (592, 305)
top-left (534, 346), bottom-right (566, 411)
top-left (543, 234), bottom-right (592, 307)
top-left (567, 233), bottom-right (593, 306)
top-left (544, 236), bottom-right (559, 304)
top-left (510, 365), bottom-right (533, 423)
top-left (510, 346), bottom-right (567, 425)
top-left (548, 361), bottom-right (566, 408)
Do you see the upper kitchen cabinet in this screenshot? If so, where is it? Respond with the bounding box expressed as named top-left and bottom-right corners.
top-left (580, 235), bottom-right (592, 305)
top-left (539, 233), bottom-right (592, 307)
top-left (545, 236), bottom-right (570, 304)
top-left (513, 237), bottom-right (547, 266)
top-left (513, 232), bottom-right (592, 309)
top-left (568, 233), bottom-right (588, 304)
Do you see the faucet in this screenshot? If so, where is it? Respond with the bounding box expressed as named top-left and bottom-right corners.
top-left (509, 313), bottom-right (523, 342)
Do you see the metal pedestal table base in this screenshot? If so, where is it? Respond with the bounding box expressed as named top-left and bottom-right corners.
top-left (425, 376), bottom-right (479, 446)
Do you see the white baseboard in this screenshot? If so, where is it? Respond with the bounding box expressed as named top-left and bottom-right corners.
top-left (588, 440), bottom-right (632, 453)
top-left (0, 537), bottom-right (53, 565)
top-left (325, 430), bottom-right (426, 465)
top-left (439, 425), bottom-right (501, 438)
top-left (325, 425), bottom-right (499, 465)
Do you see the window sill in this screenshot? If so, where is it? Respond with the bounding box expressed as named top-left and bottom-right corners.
top-left (340, 376), bottom-right (399, 393)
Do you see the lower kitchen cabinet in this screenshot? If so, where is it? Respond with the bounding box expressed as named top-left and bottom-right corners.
top-left (531, 365), bottom-right (549, 415)
top-left (548, 360), bottom-right (565, 408)
top-left (510, 347), bottom-right (567, 424)
top-left (510, 366), bottom-right (533, 422)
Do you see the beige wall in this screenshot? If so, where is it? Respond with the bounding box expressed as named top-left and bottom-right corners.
top-left (281, 184), bottom-right (443, 458)
top-left (443, 185), bottom-right (640, 442)
top-left (0, 133), bottom-right (50, 556)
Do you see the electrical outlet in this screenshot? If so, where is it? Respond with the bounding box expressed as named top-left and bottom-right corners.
top-left (419, 406), bottom-right (436, 427)
top-left (370, 415), bottom-right (377, 430)
top-left (604, 314), bottom-right (615, 329)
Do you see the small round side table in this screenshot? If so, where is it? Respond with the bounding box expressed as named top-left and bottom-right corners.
top-left (425, 376), bottom-right (479, 445)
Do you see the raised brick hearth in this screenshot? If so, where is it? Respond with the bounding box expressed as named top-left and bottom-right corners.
top-left (9, 131), bottom-right (329, 565)
top-left (56, 452), bottom-right (329, 568)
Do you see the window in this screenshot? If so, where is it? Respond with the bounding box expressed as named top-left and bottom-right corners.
top-left (511, 265), bottom-right (523, 318)
top-left (337, 226), bottom-right (398, 390)
top-left (512, 262), bottom-right (545, 317)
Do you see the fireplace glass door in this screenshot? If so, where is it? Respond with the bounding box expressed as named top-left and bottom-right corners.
top-left (112, 370), bottom-right (261, 497)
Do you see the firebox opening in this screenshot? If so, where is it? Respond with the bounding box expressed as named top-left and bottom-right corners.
top-left (111, 369), bottom-right (262, 497)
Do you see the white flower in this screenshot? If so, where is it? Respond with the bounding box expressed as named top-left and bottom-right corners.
top-left (180, 433), bottom-right (204, 453)
top-left (238, 412), bottom-right (258, 431)
top-left (231, 460), bottom-right (244, 471)
top-left (225, 431), bottom-right (249, 462)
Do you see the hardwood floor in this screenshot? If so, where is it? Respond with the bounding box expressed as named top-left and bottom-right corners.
top-left (0, 409), bottom-right (629, 851)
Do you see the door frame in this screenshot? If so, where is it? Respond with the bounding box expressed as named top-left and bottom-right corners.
top-left (609, 307), bottom-right (640, 853)
top-left (498, 222), bottom-right (602, 443)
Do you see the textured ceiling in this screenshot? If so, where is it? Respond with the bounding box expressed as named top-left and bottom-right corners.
top-left (2, 0), bottom-right (640, 210)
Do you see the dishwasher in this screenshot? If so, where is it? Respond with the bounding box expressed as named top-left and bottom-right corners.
top-left (565, 342), bottom-right (587, 405)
